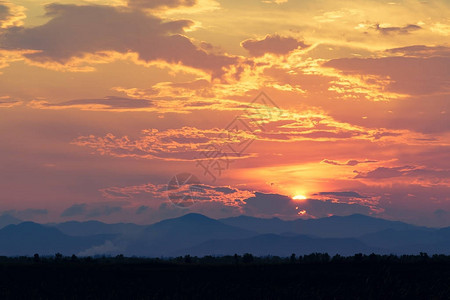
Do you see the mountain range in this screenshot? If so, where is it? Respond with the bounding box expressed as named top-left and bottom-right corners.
top-left (0, 213), bottom-right (449, 257)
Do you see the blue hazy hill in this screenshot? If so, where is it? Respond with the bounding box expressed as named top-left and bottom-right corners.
top-left (0, 214), bottom-right (448, 256)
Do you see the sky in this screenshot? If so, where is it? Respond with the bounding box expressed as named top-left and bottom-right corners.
top-left (0, 0), bottom-right (449, 227)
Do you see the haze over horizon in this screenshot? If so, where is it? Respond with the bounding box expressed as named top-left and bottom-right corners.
top-left (0, 0), bottom-right (449, 228)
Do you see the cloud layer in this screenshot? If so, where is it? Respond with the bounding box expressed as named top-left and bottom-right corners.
top-left (0, 4), bottom-right (237, 77)
top-left (0, 0), bottom-right (449, 227)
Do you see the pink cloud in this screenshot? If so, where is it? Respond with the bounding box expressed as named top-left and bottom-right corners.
top-left (127, 0), bottom-right (197, 9)
top-left (324, 56), bottom-right (450, 95)
top-left (386, 45), bottom-right (450, 58)
top-left (322, 159), bottom-right (378, 166)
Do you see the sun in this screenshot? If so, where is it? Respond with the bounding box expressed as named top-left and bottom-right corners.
top-left (292, 194), bottom-right (307, 200)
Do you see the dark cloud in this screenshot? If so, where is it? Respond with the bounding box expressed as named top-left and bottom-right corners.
top-left (242, 192), bottom-right (375, 218)
top-left (61, 203), bottom-right (122, 218)
top-left (434, 209), bottom-right (448, 217)
top-left (243, 192), bottom-right (295, 216)
top-left (136, 205), bottom-right (150, 214)
top-left (386, 45), bottom-right (450, 58)
top-left (0, 99), bottom-right (18, 104)
top-left (322, 159), bottom-right (377, 166)
top-left (193, 185), bottom-right (238, 195)
top-left (86, 205), bottom-right (122, 217)
top-left (354, 166), bottom-right (410, 179)
top-left (128, 0), bottom-right (196, 9)
top-left (373, 23), bottom-right (422, 35)
top-left (0, 4), bottom-right (238, 78)
top-left (0, 3), bottom-right (10, 21)
top-left (37, 96), bottom-right (154, 110)
top-left (355, 165), bottom-right (450, 182)
top-left (314, 191), bottom-right (367, 198)
top-left (61, 203), bottom-right (87, 217)
top-left (300, 199), bottom-right (374, 218)
top-left (3, 208), bottom-right (48, 219)
top-left (241, 34), bottom-right (309, 57)
top-left (324, 56), bottom-right (450, 95)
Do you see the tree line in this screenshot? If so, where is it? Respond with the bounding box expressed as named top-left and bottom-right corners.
top-left (0, 252), bottom-right (449, 299)
top-left (1, 252), bottom-right (449, 265)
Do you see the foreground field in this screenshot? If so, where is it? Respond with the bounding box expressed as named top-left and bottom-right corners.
top-left (0, 255), bottom-right (449, 299)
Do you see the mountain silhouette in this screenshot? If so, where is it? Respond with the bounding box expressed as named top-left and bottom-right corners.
top-left (0, 222), bottom-right (114, 256)
top-left (219, 215), bottom-right (293, 234)
top-left (358, 226), bottom-right (450, 254)
top-left (124, 213), bottom-right (257, 256)
top-left (221, 214), bottom-right (423, 238)
top-left (1, 214), bottom-right (449, 256)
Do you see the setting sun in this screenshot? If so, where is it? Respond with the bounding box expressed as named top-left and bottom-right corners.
top-left (293, 195), bottom-right (307, 201)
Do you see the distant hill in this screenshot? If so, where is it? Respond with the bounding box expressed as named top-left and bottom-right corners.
top-left (1, 214), bottom-right (449, 256)
top-left (124, 213), bottom-right (258, 256)
top-left (0, 222), bottom-right (114, 256)
top-left (219, 215), bottom-right (294, 234)
top-left (359, 227), bottom-right (450, 255)
top-left (220, 214), bottom-right (425, 238)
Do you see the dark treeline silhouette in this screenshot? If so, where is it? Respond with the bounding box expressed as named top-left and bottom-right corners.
top-left (0, 253), bottom-right (449, 299)
top-left (3, 251), bottom-right (450, 264)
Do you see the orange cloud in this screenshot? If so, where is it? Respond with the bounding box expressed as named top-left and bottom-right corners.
top-left (100, 181), bottom-right (254, 208)
top-left (72, 127), bottom-right (257, 162)
top-left (385, 45), bottom-right (450, 58)
top-left (0, 97), bottom-right (21, 108)
top-left (0, 50), bottom-right (38, 72)
top-left (354, 165), bottom-right (450, 187)
top-left (0, 1), bottom-right (25, 29)
top-left (324, 56), bottom-right (450, 96)
top-left (28, 95), bottom-right (253, 114)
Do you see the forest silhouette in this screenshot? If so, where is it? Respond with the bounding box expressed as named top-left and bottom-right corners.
top-left (0, 253), bottom-right (449, 299)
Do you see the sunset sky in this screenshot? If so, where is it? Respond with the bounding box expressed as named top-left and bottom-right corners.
top-left (0, 0), bottom-right (449, 226)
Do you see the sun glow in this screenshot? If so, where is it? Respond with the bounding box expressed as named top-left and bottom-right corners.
top-left (293, 194), bottom-right (307, 200)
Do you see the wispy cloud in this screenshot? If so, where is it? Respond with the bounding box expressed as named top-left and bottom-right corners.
top-left (0, 1), bottom-right (25, 29)
top-left (322, 159), bottom-right (378, 166)
top-left (373, 23), bottom-right (422, 35)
